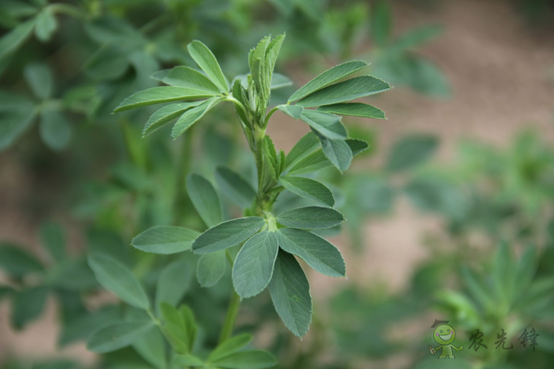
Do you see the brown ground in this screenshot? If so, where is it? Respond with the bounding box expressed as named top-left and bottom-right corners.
top-left (1, 0), bottom-right (553, 365)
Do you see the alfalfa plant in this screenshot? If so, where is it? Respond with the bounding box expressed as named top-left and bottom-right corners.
top-left (87, 34), bottom-right (390, 368)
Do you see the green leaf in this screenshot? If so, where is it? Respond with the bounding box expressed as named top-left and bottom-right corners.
top-left (0, 243), bottom-right (44, 276)
top-left (317, 135), bottom-right (352, 172)
top-left (278, 104), bottom-right (303, 119)
top-left (160, 303), bottom-right (196, 354)
top-left (197, 250), bottom-right (226, 287)
top-left (284, 132), bottom-right (319, 169)
top-left (192, 217), bottom-right (265, 254)
top-left (132, 226), bottom-right (199, 254)
top-left (133, 326), bottom-right (166, 369)
top-left (299, 110), bottom-right (347, 139)
top-left (39, 110), bottom-right (71, 151)
top-left (279, 176), bottom-right (334, 207)
top-left (0, 105), bottom-right (35, 150)
top-left (151, 69), bottom-right (169, 81)
top-left (271, 73), bottom-right (292, 89)
top-left (277, 228), bottom-right (346, 277)
top-left (174, 355), bottom-right (205, 367)
top-left (113, 86), bottom-right (217, 113)
top-left (393, 25), bottom-right (443, 50)
top-left (371, 0), bottom-right (392, 46)
top-left (233, 231), bottom-right (279, 298)
top-left (209, 334), bottom-right (252, 362)
top-left (276, 207), bottom-right (344, 229)
top-left (513, 246), bottom-right (537, 298)
top-left (88, 254), bottom-right (150, 309)
top-left (156, 259), bottom-right (192, 310)
top-left (215, 166), bottom-right (256, 209)
top-left (188, 40), bottom-right (228, 93)
top-left (171, 96), bottom-right (224, 138)
top-left (24, 62), bottom-right (53, 100)
top-left (0, 19), bottom-right (35, 60)
top-left (34, 8), bottom-right (57, 42)
top-left (87, 320), bottom-right (154, 353)
top-left (264, 136), bottom-right (279, 176)
top-left (269, 250), bottom-right (312, 337)
top-left (40, 221), bottom-right (66, 263)
top-left (296, 76), bottom-right (390, 108)
top-left (186, 174), bottom-right (223, 227)
top-left (287, 150), bottom-right (330, 176)
top-left (317, 102), bottom-right (386, 119)
top-left (211, 350), bottom-right (277, 369)
top-left (143, 102), bottom-right (202, 137)
top-left (11, 285), bottom-right (49, 330)
top-left (162, 66), bottom-right (221, 93)
top-left (346, 138), bottom-right (370, 155)
top-left (288, 60), bottom-right (368, 103)
top-left (386, 134), bottom-right (438, 172)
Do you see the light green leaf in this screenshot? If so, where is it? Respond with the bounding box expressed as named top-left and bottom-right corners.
top-left (211, 350), bottom-right (277, 369)
top-left (276, 207), bottom-right (344, 229)
top-left (0, 243), bottom-right (44, 276)
top-left (233, 231), bottom-right (279, 298)
top-left (317, 102), bottom-right (386, 119)
top-left (215, 166), bottom-right (256, 209)
top-left (40, 221), bottom-right (66, 263)
top-left (284, 132), bottom-right (319, 169)
top-left (186, 174), bottom-right (223, 227)
top-left (156, 259), bottom-right (192, 310)
top-left (88, 254), bottom-right (150, 309)
top-left (133, 326), bottom-right (166, 369)
top-left (39, 110), bottom-right (71, 151)
top-left (0, 19), bottom-right (35, 60)
top-left (269, 250), bottom-right (312, 337)
top-left (160, 303), bottom-right (196, 354)
top-left (299, 110), bottom-right (346, 139)
top-left (188, 40), bottom-right (228, 93)
top-left (197, 251), bottom-right (226, 287)
top-left (132, 226), bottom-right (199, 254)
top-left (192, 217), bottom-right (265, 254)
top-left (162, 66), bottom-right (221, 93)
top-left (151, 69), bottom-right (169, 81)
top-left (318, 135), bottom-right (352, 172)
top-left (11, 285), bottom-right (49, 330)
top-left (113, 86), bottom-right (217, 113)
top-left (296, 76), bottom-right (390, 108)
top-left (278, 104), bottom-right (303, 119)
top-left (143, 102), bottom-right (202, 137)
top-left (271, 73), bottom-right (292, 89)
top-left (34, 8), bottom-right (57, 42)
top-left (171, 96), bottom-right (224, 138)
top-left (279, 176), bottom-right (334, 207)
top-left (174, 354), bottom-right (205, 367)
top-left (277, 228), bottom-right (345, 277)
top-left (87, 320), bottom-right (154, 353)
top-left (209, 334), bottom-right (252, 362)
top-left (386, 134), bottom-right (438, 172)
top-left (24, 62), bottom-right (53, 100)
top-left (288, 60), bottom-right (368, 103)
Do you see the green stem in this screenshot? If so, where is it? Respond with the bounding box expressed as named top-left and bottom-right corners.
top-left (219, 251), bottom-right (241, 344)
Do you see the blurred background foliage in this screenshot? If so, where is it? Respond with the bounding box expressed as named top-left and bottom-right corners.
top-left (0, 0), bottom-right (553, 369)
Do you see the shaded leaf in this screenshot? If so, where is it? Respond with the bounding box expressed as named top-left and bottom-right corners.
top-left (215, 166), bottom-right (256, 209)
top-left (11, 285), bottom-right (49, 330)
top-left (0, 243), bottom-right (44, 276)
top-left (288, 60), bottom-right (368, 102)
top-left (277, 207), bottom-right (344, 229)
top-left (187, 173), bottom-right (223, 227)
top-left (133, 326), bottom-right (166, 369)
top-left (192, 217), bottom-right (265, 254)
top-left (24, 62), bottom-right (53, 100)
top-left (163, 66), bottom-right (220, 93)
top-left (88, 254), bottom-right (150, 309)
top-left (269, 250), bottom-right (312, 337)
top-left (40, 221), bottom-right (66, 263)
top-left (277, 228), bottom-right (345, 277)
top-left (296, 76), bottom-right (390, 108)
top-left (156, 259), bottom-right (192, 310)
top-left (113, 86), bottom-right (217, 113)
top-left (0, 19), bottom-right (35, 60)
top-left (386, 134), bottom-right (438, 172)
top-left (39, 110), bottom-right (71, 151)
top-left (278, 104), bottom-right (303, 119)
top-left (132, 226), bottom-right (199, 254)
top-left (284, 132), bottom-right (319, 169)
top-left (143, 102), bottom-right (202, 137)
top-left (87, 320), bottom-right (154, 353)
top-left (209, 334), bottom-right (253, 362)
top-left (35, 8), bottom-right (57, 42)
top-left (279, 176), bottom-right (334, 207)
top-left (211, 350), bottom-right (277, 369)
top-left (318, 102), bottom-right (386, 119)
top-left (171, 96), bottom-right (224, 138)
top-left (233, 231), bottom-right (279, 298)
top-left (197, 251), bottom-right (226, 287)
